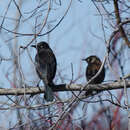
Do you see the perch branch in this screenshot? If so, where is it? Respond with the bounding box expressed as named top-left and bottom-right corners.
top-left (0, 80), bottom-right (130, 96)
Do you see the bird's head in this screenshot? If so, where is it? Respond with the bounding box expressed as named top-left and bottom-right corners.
top-left (31, 41), bottom-right (50, 51)
top-left (82, 55), bottom-right (101, 64)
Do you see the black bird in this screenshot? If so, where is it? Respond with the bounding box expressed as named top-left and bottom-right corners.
top-left (31, 41), bottom-right (57, 102)
top-left (82, 55), bottom-right (105, 95)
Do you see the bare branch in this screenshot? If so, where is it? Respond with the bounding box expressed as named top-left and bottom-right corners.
top-left (0, 80), bottom-right (130, 96)
top-left (113, 0), bottom-right (130, 47)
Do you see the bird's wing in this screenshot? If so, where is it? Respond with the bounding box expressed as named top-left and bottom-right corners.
top-left (35, 49), bottom-right (56, 83)
top-left (46, 49), bottom-right (57, 83)
top-left (86, 64), bottom-right (100, 81)
top-left (35, 54), bottom-right (47, 81)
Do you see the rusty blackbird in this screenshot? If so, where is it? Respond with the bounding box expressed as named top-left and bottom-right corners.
top-left (31, 41), bottom-right (57, 102)
top-left (82, 55), bottom-right (105, 95)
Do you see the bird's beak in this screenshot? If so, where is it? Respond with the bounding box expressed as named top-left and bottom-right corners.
top-left (31, 45), bottom-right (36, 48)
top-left (82, 59), bottom-right (86, 61)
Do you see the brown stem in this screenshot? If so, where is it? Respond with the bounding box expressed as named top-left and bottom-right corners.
top-left (113, 0), bottom-right (130, 47)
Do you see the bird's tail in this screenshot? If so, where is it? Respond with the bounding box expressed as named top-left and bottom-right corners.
top-left (44, 82), bottom-right (54, 102)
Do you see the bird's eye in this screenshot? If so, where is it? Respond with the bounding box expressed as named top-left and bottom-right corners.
top-left (87, 58), bottom-right (90, 62)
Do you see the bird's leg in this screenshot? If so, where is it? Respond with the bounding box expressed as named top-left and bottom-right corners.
top-left (37, 79), bottom-right (42, 92)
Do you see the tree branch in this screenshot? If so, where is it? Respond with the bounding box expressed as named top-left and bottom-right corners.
top-left (0, 80), bottom-right (130, 96)
top-left (113, 0), bottom-right (130, 47)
